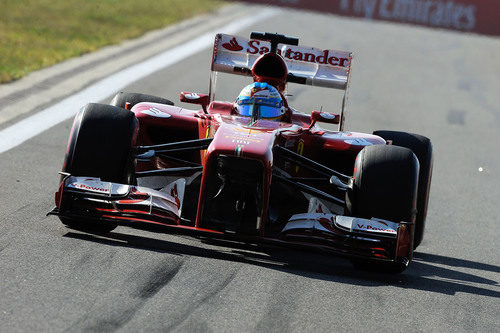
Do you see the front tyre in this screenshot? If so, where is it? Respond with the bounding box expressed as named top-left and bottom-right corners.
top-left (60, 103), bottom-right (138, 233)
top-left (373, 130), bottom-right (433, 249)
top-left (346, 145), bottom-right (419, 273)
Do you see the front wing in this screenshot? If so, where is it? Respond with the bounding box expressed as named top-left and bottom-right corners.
top-left (50, 176), bottom-right (414, 267)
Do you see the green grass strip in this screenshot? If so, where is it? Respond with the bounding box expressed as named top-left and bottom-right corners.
top-left (0, 0), bottom-right (223, 84)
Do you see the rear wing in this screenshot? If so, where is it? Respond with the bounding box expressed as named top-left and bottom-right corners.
top-left (210, 33), bottom-right (353, 130)
top-left (211, 33), bottom-right (352, 90)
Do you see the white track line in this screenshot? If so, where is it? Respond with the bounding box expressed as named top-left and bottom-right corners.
top-left (0, 8), bottom-right (278, 155)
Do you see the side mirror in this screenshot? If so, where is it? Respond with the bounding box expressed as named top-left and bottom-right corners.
top-left (308, 110), bottom-right (340, 129)
top-left (180, 92), bottom-right (210, 113)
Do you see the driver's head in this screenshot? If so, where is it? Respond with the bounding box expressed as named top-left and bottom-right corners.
top-left (235, 82), bottom-right (284, 120)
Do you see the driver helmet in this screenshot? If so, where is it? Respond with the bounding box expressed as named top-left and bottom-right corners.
top-left (235, 82), bottom-right (285, 120)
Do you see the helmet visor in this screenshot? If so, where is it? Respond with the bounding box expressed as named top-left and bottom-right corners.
top-left (258, 105), bottom-right (281, 118)
top-left (236, 103), bottom-right (254, 117)
top-left (236, 99), bottom-right (281, 118)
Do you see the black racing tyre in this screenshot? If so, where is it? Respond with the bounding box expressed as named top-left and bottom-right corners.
top-left (60, 103), bottom-right (138, 233)
top-left (373, 130), bottom-right (433, 249)
top-left (110, 91), bottom-right (174, 109)
top-left (346, 145), bottom-right (419, 273)
top-left (59, 216), bottom-right (117, 234)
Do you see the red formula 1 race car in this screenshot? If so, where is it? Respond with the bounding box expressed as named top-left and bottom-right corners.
top-left (50, 32), bottom-right (433, 273)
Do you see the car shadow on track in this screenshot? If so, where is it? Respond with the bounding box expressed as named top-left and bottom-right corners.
top-left (64, 229), bottom-right (499, 298)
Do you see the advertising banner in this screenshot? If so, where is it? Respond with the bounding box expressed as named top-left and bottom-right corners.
top-left (237, 0), bottom-right (500, 37)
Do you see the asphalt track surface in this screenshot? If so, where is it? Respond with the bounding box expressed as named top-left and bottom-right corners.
top-left (1, 5), bottom-right (499, 332)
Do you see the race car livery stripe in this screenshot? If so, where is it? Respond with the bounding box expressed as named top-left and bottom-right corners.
top-left (101, 215), bottom-right (223, 234)
top-left (235, 144), bottom-right (244, 157)
top-left (102, 215), bottom-right (177, 225)
top-left (96, 207), bottom-right (176, 218)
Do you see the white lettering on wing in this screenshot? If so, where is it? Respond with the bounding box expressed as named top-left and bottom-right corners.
top-left (69, 179), bottom-right (111, 194)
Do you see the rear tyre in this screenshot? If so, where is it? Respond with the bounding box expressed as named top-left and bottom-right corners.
top-left (110, 92), bottom-right (174, 109)
top-left (60, 103), bottom-right (138, 233)
top-left (373, 130), bottom-right (433, 249)
top-left (346, 145), bottom-right (419, 273)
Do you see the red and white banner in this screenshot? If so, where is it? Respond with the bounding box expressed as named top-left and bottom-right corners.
top-left (212, 34), bottom-right (352, 89)
top-left (236, 0), bottom-right (500, 37)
